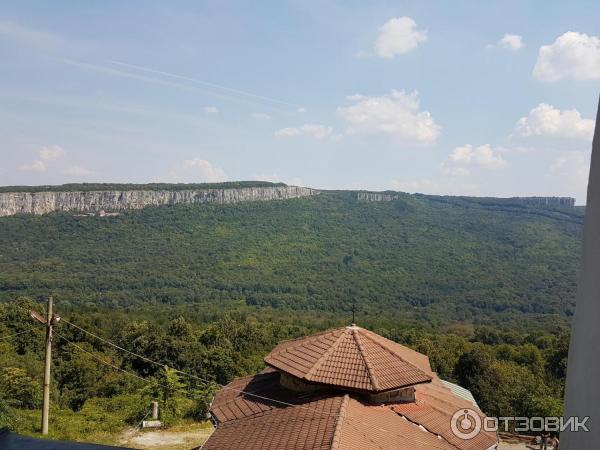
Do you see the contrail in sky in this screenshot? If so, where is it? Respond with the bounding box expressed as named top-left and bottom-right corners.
top-left (59, 58), bottom-right (298, 113)
top-left (106, 60), bottom-right (300, 108)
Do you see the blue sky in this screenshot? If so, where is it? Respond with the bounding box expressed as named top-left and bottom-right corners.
top-left (1, 1), bottom-right (599, 203)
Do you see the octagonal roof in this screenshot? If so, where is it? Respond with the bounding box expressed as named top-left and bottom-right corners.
top-left (264, 325), bottom-right (432, 393)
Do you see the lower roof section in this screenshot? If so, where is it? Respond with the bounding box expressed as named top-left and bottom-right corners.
top-left (203, 371), bottom-right (498, 450)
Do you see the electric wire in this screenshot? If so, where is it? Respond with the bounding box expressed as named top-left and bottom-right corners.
top-left (61, 318), bottom-right (339, 416)
top-left (49, 317), bottom-right (455, 448)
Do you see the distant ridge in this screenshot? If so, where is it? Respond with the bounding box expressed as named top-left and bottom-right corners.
top-left (0, 181), bottom-right (283, 193)
top-left (357, 190), bottom-right (576, 208)
top-left (0, 184), bottom-right (317, 217)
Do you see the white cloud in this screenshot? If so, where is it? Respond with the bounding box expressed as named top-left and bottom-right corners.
top-left (297, 107), bottom-right (307, 113)
top-left (251, 112), bottom-right (271, 120)
top-left (275, 127), bottom-right (301, 137)
top-left (299, 124), bottom-right (333, 139)
top-left (443, 144), bottom-right (507, 174)
top-left (533, 31), bottom-right (600, 81)
top-left (253, 173), bottom-right (304, 186)
top-left (19, 160), bottom-right (46, 172)
top-left (40, 145), bottom-right (66, 160)
top-left (182, 158), bottom-right (227, 182)
top-left (62, 165), bottom-right (92, 176)
top-left (515, 103), bottom-right (594, 140)
top-left (498, 33), bottom-right (524, 51)
top-left (203, 106), bottom-right (219, 114)
top-left (336, 90), bottom-right (440, 144)
top-left (374, 17), bottom-right (427, 58)
top-left (19, 145), bottom-right (67, 172)
top-left (161, 158), bottom-right (227, 183)
top-left (275, 124), bottom-right (333, 139)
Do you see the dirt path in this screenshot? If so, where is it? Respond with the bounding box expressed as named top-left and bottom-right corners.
top-left (118, 424), bottom-right (213, 450)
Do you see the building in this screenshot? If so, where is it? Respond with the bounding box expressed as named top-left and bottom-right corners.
top-left (201, 325), bottom-right (498, 450)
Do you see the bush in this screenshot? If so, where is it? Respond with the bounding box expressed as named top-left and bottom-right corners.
top-left (0, 367), bottom-right (42, 409)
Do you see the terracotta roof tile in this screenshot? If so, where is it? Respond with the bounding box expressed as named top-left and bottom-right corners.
top-left (204, 387), bottom-right (344, 450)
top-left (337, 398), bottom-right (457, 450)
top-left (264, 326), bottom-right (432, 393)
top-left (392, 376), bottom-right (498, 450)
top-left (204, 327), bottom-right (499, 450)
top-left (204, 377), bottom-right (456, 450)
top-left (211, 371), bottom-right (328, 424)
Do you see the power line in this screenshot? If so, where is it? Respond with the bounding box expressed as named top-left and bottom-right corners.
top-left (53, 320), bottom-right (454, 448)
top-left (61, 318), bottom-right (342, 419)
top-left (62, 318), bottom-right (193, 377)
top-left (55, 332), bottom-right (163, 387)
top-left (25, 308), bottom-right (409, 443)
top-left (55, 331), bottom-right (451, 450)
top-left (54, 332), bottom-right (218, 405)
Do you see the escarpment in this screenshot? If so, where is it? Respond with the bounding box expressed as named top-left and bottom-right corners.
top-left (0, 186), bottom-right (318, 216)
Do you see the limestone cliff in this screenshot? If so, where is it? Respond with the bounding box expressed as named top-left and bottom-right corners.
top-left (357, 192), bottom-right (400, 202)
top-left (0, 186), bottom-right (318, 217)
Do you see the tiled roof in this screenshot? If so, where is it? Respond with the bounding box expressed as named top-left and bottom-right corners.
top-left (210, 370), bottom-right (331, 424)
top-left (204, 371), bottom-right (342, 450)
top-left (203, 371), bottom-right (498, 450)
top-left (202, 327), bottom-right (498, 450)
top-left (337, 397), bottom-right (457, 450)
top-left (203, 373), bottom-right (456, 450)
top-left (264, 326), bottom-right (432, 393)
top-left (203, 392), bottom-right (344, 450)
top-left (393, 377), bottom-right (498, 450)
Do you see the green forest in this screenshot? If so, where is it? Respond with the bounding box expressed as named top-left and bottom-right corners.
top-left (0, 189), bottom-right (582, 444)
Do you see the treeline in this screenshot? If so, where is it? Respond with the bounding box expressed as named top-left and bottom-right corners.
top-left (0, 181), bottom-right (283, 193)
top-left (0, 298), bottom-right (569, 442)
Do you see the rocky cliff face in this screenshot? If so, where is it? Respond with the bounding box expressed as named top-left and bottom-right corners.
top-left (0, 186), bottom-right (318, 217)
top-left (357, 192), bottom-right (399, 202)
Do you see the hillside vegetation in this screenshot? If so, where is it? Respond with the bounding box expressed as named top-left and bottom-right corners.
top-left (0, 190), bottom-right (583, 326)
top-left (0, 189), bottom-right (580, 442)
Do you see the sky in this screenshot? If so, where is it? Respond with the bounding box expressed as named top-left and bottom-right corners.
top-left (0, 1), bottom-right (599, 204)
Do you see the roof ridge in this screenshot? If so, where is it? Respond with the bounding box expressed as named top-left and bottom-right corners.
top-left (272, 328), bottom-right (342, 348)
top-left (359, 329), bottom-right (432, 381)
top-left (351, 329), bottom-right (381, 392)
top-left (392, 407), bottom-right (462, 450)
top-left (329, 394), bottom-right (349, 450)
top-left (304, 328), bottom-right (349, 381)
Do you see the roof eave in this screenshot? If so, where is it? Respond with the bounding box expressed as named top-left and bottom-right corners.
top-left (266, 364), bottom-right (433, 394)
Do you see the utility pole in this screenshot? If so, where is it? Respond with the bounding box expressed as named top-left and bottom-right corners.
top-left (30, 296), bottom-right (60, 435)
top-left (41, 296), bottom-right (53, 435)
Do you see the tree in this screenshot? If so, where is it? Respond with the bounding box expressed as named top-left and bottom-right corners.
top-left (454, 346), bottom-right (499, 413)
top-left (143, 366), bottom-right (187, 423)
top-left (0, 367), bottom-right (41, 409)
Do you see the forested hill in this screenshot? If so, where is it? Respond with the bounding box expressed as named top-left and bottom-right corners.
top-left (0, 188), bottom-right (583, 326)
